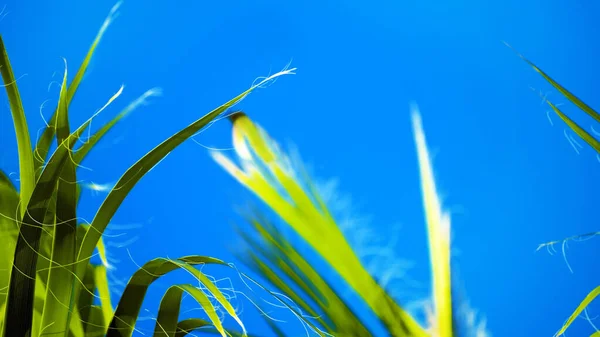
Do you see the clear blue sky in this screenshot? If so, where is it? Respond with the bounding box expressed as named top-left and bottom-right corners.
top-left (1, 0), bottom-right (600, 336)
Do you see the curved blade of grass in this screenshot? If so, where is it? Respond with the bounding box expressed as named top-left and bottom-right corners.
top-left (77, 223), bottom-right (111, 271)
top-left (32, 282), bottom-right (84, 337)
top-left (73, 88), bottom-right (162, 165)
top-left (0, 35), bottom-right (35, 216)
top-left (153, 286), bottom-right (186, 337)
top-left (34, 2), bottom-right (121, 173)
top-left (39, 60), bottom-right (79, 337)
top-left (153, 285), bottom-right (224, 337)
top-left (174, 319), bottom-right (210, 337)
top-left (411, 105), bottom-right (453, 337)
top-left (3, 117), bottom-right (94, 337)
top-left (505, 42), bottom-right (600, 124)
top-left (77, 68), bottom-right (294, 282)
top-left (36, 82), bottom-right (123, 180)
top-left (175, 261), bottom-right (246, 336)
top-left (555, 285), bottom-right (600, 336)
top-left (106, 256), bottom-right (229, 337)
top-left (0, 181), bottom-right (18, 332)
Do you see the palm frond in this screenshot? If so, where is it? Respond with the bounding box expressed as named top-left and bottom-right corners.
top-left (213, 109), bottom-right (487, 337)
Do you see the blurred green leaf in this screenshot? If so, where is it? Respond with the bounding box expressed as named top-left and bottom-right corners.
top-left (213, 110), bottom-right (468, 337)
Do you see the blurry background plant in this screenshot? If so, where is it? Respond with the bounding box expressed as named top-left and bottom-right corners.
top-left (509, 45), bottom-right (600, 337)
top-left (210, 109), bottom-right (490, 337)
top-left (0, 2), bottom-right (294, 336)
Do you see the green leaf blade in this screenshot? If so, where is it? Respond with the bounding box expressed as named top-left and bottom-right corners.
top-left (33, 2), bottom-right (121, 176)
top-left (106, 256), bottom-right (229, 337)
top-left (0, 36), bottom-right (35, 216)
top-left (556, 285), bottom-right (600, 336)
top-left (153, 285), bottom-right (224, 337)
top-left (77, 69), bottom-right (294, 283)
top-left (3, 118), bottom-right (92, 337)
top-left (39, 68), bottom-right (79, 337)
top-left (174, 319), bottom-right (210, 337)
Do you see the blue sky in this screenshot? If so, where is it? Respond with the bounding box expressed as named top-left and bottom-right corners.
top-left (1, 0), bottom-right (600, 336)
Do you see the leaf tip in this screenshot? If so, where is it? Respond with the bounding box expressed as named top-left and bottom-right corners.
top-left (228, 110), bottom-right (246, 123)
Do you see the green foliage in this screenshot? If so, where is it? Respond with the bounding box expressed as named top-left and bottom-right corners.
top-left (508, 43), bottom-right (600, 336)
top-left (212, 110), bottom-right (486, 337)
top-left (0, 3), bottom-right (293, 337)
top-left (507, 42), bottom-right (600, 154)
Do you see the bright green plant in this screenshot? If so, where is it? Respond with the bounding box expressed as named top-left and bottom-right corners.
top-left (211, 109), bottom-right (489, 337)
top-left (508, 44), bottom-right (600, 336)
top-left (0, 3), bottom-right (294, 337)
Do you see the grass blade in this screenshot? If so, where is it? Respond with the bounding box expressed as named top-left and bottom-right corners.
top-left (73, 88), bottom-right (162, 165)
top-left (0, 36), bottom-right (35, 216)
top-left (505, 42), bottom-right (600, 124)
top-left (411, 105), bottom-right (453, 337)
top-left (3, 117), bottom-right (94, 337)
top-left (106, 256), bottom-right (229, 337)
top-left (73, 260), bottom-right (110, 336)
top-left (76, 69), bottom-right (294, 285)
top-left (94, 264), bottom-right (113, 330)
top-left (34, 2), bottom-right (121, 174)
top-left (555, 285), bottom-right (600, 336)
top-left (77, 223), bottom-right (112, 273)
top-left (175, 259), bottom-right (246, 336)
top-left (0, 174), bottom-right (19, 335)
top-left (153, 285), bottom-right (224, 337)
top-left (39, 60), bottom-right (79, 337)
top-left (174, 319), bottom-right (210, 337)
top-left (153, 286), bottom-right (186, 337)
